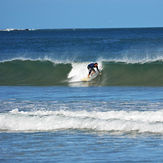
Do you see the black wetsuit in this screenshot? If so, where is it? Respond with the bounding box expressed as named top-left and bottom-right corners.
top-left (87, 63), bottom-right (100, 75)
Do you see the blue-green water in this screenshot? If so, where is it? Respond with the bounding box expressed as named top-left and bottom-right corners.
top-left (1, 28), bottom-right (163, 162)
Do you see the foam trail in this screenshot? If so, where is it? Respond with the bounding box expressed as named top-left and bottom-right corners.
top-left (1, 109), bottom-right (163, 134)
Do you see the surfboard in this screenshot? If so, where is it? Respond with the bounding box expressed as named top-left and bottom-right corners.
top-left (81, 72), bottom-right (99, 82)
top-left (81, 77), bottom-right (91, 82)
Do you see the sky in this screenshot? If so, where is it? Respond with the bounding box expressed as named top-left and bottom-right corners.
top-left (1, 0), bottom-right (163, 29)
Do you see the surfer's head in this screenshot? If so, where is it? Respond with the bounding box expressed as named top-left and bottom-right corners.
top-left (94, 63), bottom-right (98, 67)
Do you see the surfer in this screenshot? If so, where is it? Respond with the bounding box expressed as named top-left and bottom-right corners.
top-left (87, 63), bottom-right (101, 77)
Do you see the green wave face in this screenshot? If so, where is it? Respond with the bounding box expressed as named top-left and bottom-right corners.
top-left (0, 60), bottom-right (72, 85)
top-left (1, 59), bottom-right (163, 86)
top-left (101, 61), bottom-right (163, 86)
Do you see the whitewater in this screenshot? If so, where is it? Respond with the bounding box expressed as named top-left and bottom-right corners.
top-left (1, 109), bottom-right (163, 133)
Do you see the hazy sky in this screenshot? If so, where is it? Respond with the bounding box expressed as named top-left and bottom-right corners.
top-left (1, 0), bottom-right (163, 29)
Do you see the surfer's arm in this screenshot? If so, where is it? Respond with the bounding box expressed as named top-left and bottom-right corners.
top-left (96, 66), bottom-right (101, 73)
top-left (96, 66), bottom-right (102, 75)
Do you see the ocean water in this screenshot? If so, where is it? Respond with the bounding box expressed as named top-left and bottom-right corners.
top-left (1, 28), bottom-right (163, 162)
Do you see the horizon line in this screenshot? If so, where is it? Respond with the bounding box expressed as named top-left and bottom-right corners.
top-left (1, 26), bottom-right (163, 31)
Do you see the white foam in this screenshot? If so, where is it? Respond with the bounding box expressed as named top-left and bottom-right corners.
top-left (1, 109), bottom-right (163, 134)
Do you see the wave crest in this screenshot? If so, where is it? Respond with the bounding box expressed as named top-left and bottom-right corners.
top-left (1, 109), bottom-right (163, 134)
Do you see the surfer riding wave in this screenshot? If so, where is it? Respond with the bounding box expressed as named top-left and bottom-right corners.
top-left (87, 63), bottom-right (101, 78)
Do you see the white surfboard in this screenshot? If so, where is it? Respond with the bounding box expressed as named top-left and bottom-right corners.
top-left (81, 72), bottom-right (99, 82)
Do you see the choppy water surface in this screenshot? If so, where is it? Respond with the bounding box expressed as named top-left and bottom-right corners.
top-left (0, 86), bottom-right (163, 162)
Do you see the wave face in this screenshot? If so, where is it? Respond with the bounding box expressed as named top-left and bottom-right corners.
top-left (0, 59), bottom-right (71, 85)
top-left (101, 61), bottom-right (163, 86)
top-left (1, 109), bottom-right (163, 134)
top-left (1, 59), bottom-right (163, 86)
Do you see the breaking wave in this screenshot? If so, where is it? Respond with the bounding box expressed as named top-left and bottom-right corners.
top-left (1, 58), bottom-right (163, 86)
top-left (1, 109), bottom-right (163, 134)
